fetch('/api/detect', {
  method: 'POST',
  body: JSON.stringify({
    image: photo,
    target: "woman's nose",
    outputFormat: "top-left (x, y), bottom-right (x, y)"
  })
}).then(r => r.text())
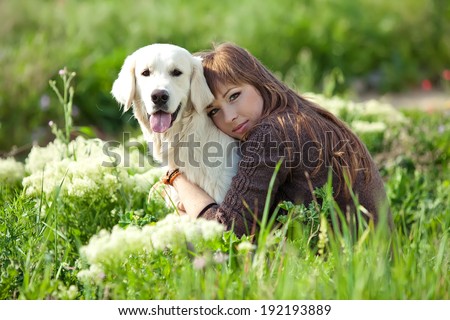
top-left (223, 106), bottom-right (238, 123)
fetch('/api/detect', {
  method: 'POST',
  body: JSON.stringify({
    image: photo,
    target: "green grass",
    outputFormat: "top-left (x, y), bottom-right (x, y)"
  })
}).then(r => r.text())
top-left (1, 102), bottom-right (449, 299)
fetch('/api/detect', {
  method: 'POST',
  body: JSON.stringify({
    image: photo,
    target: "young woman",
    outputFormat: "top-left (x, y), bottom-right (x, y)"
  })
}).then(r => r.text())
top-left (165, 42), bottom-right (391, 237)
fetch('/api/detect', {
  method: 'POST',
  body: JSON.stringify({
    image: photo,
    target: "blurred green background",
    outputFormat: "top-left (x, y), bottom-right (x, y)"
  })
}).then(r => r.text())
top-left (1, 0), bottom-right (449, 156)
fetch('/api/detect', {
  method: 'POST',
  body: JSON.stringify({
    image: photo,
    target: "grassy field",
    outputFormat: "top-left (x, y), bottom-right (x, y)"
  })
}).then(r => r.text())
top-left (0, 71), bottom-right (448, 299)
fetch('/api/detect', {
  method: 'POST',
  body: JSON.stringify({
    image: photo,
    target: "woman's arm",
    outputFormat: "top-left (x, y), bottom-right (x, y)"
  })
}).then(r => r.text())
top-left (172, 123), bottom-right (291, 236)
top-left (171, 174), bottom-right (216, 218)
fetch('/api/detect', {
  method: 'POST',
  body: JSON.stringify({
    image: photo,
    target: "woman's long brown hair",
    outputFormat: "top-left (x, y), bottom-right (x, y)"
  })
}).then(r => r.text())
top-left (196, 42), bottom-right (374, 196)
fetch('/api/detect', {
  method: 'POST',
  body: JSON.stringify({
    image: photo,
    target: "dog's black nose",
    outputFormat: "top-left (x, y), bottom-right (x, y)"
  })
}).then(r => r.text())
top-left (151, 89), bottom-right (169, 106)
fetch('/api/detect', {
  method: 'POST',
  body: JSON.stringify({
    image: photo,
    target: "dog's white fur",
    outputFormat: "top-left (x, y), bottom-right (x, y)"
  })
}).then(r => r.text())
top-left (112, 44), bottom-right (238, 203)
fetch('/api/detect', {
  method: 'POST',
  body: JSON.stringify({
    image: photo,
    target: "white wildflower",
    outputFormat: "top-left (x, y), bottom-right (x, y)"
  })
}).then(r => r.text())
top-left (306, 93), bottom-right (357, 117)
top-left (182, 221), bottom-right (202, 243)
top-left (79, 213), bottom-right (225, 278)
top-left (199, 218), bottom-right (226, 240)
top-left (213, 251), bottom-right (229, 264)
top-left (351, 120), bottom-right (387, 134)
top-left (360, 99), bottom-right (407, 124)
top-left (66, 285), bottom-right (79, 299)
top-left (193, 256), bottom-right (207, 270)
top-left (25, 139), bottom-right (65, 173)
top-left (67, 177), bottom-right (98, 197)
top-left (77, 264), bottom-right (105, 284)
top-left (126, 168), bottom-right (165, 194)
top-left (305, 93), bottom-right (407, 127)
top-left (237, 241), bottom-right (257, 252)
top-left (0, 157), bottom-right (25, 184)
top-left (53, 284), bottom-right (79, 300)
top-left (21, 136), bottom-right (163, 200)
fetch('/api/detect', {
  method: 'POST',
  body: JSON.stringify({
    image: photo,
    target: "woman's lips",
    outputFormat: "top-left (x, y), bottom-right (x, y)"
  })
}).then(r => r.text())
top-left (232, 120), bottom-right (249, 134)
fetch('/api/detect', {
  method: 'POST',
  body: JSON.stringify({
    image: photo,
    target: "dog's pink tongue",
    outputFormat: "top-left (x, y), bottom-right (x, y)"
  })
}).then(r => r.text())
top-left (150, 111), bottom-right (171, 133)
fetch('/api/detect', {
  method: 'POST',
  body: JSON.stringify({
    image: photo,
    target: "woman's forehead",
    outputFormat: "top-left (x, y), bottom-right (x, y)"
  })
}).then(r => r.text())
top-left (213, 81), bottom-right (242, 97)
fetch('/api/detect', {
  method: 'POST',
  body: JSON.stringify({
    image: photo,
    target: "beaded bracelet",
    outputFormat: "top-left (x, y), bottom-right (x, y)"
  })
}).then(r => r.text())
top-left (162, 168), bottom-right (182, 186)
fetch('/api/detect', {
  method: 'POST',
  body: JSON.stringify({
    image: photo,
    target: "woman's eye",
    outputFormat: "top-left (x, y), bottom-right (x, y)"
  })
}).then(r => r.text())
top-left (207, 108), bottom-right (219, 117)
top-left (229, 92), bottom-right (240, 101)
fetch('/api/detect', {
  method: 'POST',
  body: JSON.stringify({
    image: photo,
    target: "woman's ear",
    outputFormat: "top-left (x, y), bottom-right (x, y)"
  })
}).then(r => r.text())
top-left (111, 54), bottom-right (136, 112)
top-left (190, 56), bottom-right (215, 113)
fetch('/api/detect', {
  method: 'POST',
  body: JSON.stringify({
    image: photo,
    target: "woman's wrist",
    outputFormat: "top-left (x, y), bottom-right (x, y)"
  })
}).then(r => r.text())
top-left (197, 202), bottom-right (217, 218)
top-left (168, 171), bottom-right (216, 219)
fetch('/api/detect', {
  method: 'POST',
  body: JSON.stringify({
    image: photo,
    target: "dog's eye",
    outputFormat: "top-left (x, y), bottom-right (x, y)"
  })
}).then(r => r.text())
top-left (171, 69), bottom-right (183, 77)
top-left (141, 69), bottom-right (150, 77)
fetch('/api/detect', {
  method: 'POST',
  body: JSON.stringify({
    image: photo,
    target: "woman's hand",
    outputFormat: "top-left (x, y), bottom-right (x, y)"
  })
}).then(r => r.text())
top-left (176, 201), bottom-right (186, 214)
top-left (171, 174), bottom-right (215, 219)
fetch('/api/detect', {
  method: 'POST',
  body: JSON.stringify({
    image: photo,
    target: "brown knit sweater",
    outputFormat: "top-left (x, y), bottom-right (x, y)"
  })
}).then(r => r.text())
top-left (200, 113), bottom-right (391, 237)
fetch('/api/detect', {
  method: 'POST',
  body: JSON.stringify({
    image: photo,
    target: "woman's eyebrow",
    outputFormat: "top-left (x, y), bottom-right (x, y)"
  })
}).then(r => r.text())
top-left (205, 86), bottom-right (238, 109)
top-left (222, 87), bottom-right (235, 98)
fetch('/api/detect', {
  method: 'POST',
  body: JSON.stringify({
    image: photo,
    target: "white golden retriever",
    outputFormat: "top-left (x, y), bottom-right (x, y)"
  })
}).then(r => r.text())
top-left (112, 43), bottom-right (238, 203)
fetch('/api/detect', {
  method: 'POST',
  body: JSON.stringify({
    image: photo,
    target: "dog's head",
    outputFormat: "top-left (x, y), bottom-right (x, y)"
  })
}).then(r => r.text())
top-left (111, 43), bottom-right (214, 133)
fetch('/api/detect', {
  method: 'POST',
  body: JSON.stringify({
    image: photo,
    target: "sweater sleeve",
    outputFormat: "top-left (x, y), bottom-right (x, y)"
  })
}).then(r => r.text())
top-left (199, 124), bottom-right (291, 237)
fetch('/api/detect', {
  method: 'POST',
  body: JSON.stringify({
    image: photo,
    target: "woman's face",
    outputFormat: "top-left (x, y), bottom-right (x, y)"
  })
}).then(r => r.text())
top-left (206, 82), bottom-right (264, 140)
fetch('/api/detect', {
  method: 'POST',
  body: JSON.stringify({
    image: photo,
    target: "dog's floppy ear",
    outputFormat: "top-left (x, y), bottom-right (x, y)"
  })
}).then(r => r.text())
top-left (190, 56), bottom-right (215, 113)
top-left (111, 54), bottom-right (136, 112)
